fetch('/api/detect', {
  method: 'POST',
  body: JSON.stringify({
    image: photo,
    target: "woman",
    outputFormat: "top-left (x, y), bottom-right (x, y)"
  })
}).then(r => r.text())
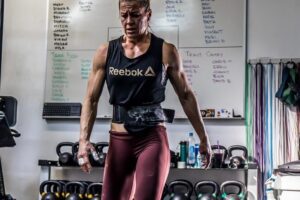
top-left (77, 0), bottom-right (212, 199)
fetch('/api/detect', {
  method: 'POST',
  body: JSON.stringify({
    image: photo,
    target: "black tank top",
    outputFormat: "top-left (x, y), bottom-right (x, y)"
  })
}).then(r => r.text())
top-left (105, 33), bottom-right (168, 106)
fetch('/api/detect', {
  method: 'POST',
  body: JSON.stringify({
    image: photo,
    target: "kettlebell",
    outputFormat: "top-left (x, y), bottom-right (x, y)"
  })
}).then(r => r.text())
top-left (81, 181), bottom-right (91, 199)
top-left (72, 142), bottom-right (80, 166)
top-left (65, 181), bottom-right (86, 200)
top-left (58, 180), bottom-right (68, 199)
top-left (220, 180), bottom-right (246, 200)
top-left (194, 180), bottom-right (219, 200)
top-left (56, 142), bottom-right (76, 166)
top-left (170, 150), bottom-right (179, 168)
top-left (161, 183), bottom-right (168, 200)
top-left (86, 182), bottom-right (103, 200)
top-left (72, 142), bottom-right (98, 166)
top-left (40, 180), bottom-right (62, 200)
top-left (228, 145), bottom-right (248, 169)
top-left (211, 145), bottom-right (227, 168)
top-left (168, 179), bottom-right (193, 200)
top-left (95, 142), bottom-right (109, 167)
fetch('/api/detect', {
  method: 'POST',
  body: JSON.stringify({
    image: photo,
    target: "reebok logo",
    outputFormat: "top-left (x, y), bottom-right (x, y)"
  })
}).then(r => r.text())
top-left (144, 66), bottom-right (155, 76)
top-left (109, 66), bottom-right (156, 77)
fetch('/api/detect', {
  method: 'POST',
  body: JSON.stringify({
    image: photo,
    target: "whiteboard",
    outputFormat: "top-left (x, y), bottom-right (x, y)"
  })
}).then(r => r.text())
top-left (44, 0), bottom-right (247, 118)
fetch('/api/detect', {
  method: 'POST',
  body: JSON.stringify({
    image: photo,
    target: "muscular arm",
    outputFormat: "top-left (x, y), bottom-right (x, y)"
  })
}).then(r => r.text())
top-left (77, 45), bottom-right (108, 172)
top-left (78, 44), bottom-right (108, 172)
top-left (79, 44), bottom-right (108, 143)
top-left (163, 42), bottom-right (210, 149)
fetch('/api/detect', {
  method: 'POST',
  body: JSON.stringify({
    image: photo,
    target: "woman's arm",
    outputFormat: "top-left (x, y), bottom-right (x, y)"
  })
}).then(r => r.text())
top-left (163, 42), bottom-right (212, 167)
top-left (78, 43), bottom-right (108, 172)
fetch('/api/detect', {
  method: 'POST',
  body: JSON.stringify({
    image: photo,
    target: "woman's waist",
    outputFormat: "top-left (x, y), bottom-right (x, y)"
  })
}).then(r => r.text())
top-left (110, 122), bottom-right (165, 133)
top-left (112, 104), bottom-right (174, 124)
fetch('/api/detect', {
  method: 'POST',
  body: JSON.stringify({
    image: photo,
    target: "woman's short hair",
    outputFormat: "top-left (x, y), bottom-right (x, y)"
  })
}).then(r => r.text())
top-left (119, 0), bottom-right (150, 10)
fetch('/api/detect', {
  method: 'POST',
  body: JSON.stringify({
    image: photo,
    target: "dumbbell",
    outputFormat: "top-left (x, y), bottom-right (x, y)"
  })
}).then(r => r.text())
top-left (227, 145), bottom-right (248, 169)
top-left (194, 180), bottom-right (219, 200)
top-left (40, 180), bottom-right (62, 200)
top-left (168, 179), bottom-right (193, 200)
top-left (220, 180), bottom-right (246, 200)
top-left (86, 182), bottom-right (103, 200)
top-left (95, 142), bottom-right (109, 167)
top-left (64, 181), bottom-right (86, 200)
top-left (56, 142), bottom-right (76, 166)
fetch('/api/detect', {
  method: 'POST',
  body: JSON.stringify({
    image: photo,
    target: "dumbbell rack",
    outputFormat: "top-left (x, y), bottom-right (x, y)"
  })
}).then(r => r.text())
top-left (38, 159), bottom-right (258, 200)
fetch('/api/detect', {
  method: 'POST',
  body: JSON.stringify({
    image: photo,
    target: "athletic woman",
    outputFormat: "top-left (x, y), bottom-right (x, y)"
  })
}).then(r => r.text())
top-left (77, 0), bottom-right (212, 199)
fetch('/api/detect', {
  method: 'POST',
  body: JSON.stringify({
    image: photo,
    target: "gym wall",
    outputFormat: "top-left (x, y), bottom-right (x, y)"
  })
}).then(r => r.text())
top-left (0, 0), bottom-right (299, 199)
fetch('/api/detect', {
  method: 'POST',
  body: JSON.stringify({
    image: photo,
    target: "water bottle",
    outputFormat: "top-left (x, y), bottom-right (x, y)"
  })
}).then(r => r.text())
top-left (194, 143), bottom-right (200, 168)
top-left (187, 132), bottom-right (196, 168)
top-left (179, 141), bottom-right (187, 162)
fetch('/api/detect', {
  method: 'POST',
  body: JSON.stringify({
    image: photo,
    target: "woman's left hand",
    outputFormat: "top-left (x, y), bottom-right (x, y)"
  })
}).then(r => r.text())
top-left (199, 138), bottom-right (212, 169)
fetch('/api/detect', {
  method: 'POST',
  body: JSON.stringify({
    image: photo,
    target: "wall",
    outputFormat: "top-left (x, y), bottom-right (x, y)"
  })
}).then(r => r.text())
top-left (247, 0), bottom-right (300, 58)
top-left (0, 0), bottom-right (299, 199)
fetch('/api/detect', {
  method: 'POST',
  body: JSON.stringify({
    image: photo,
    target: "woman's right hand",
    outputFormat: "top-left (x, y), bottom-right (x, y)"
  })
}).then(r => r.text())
top-left (77, 140), bottom-right (96, 173)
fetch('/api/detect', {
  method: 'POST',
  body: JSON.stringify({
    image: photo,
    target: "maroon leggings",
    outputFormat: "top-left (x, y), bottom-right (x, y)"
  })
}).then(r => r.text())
top-left (101, 126), bottom-right (170, 200)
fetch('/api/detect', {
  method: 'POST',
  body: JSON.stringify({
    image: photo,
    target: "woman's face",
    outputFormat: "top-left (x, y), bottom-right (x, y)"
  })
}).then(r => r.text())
top-left (119, 1), bottom-right (151, 40)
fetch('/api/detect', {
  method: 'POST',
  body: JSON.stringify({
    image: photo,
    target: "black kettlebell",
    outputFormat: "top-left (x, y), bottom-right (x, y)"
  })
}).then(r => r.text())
top-left (211, 145), bottom-right (228, 168)
top-left (81, 181), bottom-right (91, 199)
top-left (194, 180), bottom-right (219, 200)
top-left (72, 142), bottom-right (80, 166)
top-left (170, 150), bottom-right (179, 168)
top-left (81, 180), bottom-right (91, 188)
top-left (95, 142), bottom-right (109, 167)
top-left (56, 142), bottom-right (76, 166)
top-left (65, 181), bottom-right (86, 200)
top-left (228, 145), bottom-right (248, 169)
top-left (72, 142), bottom-right (98, 166)
top-left (168, 179), bottom-right (193, 200)
top-left (58, 180), bottom-right (68, 199)
top-left (86, 182), bottom-right (103, 200)
top-left (220, 180), bottom-right (246, 200)
top-left (161, 183), bottom-right (168, 200)
top-left (40, 180), bottom-right (62, 200)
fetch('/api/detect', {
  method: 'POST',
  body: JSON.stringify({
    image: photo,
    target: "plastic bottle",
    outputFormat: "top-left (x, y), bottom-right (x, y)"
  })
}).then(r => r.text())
top-left (179, 141), bottom-right (187, 162)
top-left (194, 143), bottom-right (201, 168)
top-left (196, 152), bottom-right (202, 168)
top-left (187, 132), bottom-right (196, 168)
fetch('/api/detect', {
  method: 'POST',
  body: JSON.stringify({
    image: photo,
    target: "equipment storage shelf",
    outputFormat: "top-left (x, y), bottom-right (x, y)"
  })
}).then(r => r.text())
top-left (38, 160), bottom-right (258, 200)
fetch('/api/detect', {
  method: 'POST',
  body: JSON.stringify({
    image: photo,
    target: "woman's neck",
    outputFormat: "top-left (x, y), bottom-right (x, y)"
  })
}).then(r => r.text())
top-left (121, 32), bottom-right (151, 59)
top-left (123, 31), bottom-right (150, 45)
